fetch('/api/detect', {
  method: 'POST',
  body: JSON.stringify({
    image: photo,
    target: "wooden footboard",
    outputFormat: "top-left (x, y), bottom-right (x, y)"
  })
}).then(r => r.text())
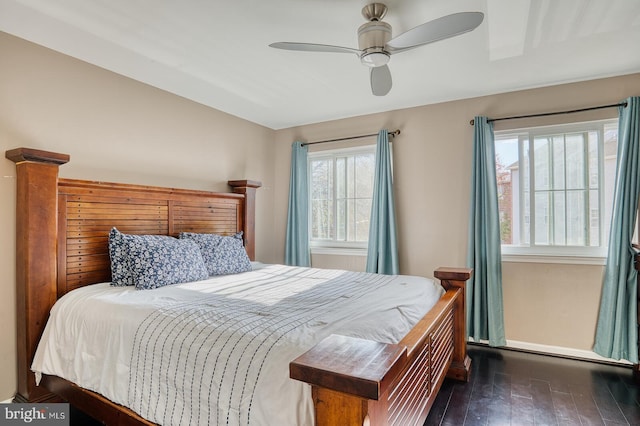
top-left (290, 268), bottom-right (472, 426)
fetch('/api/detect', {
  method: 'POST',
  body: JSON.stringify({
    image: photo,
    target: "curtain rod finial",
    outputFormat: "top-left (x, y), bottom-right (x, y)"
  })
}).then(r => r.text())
top-left (469, 119), bottom-right (475, 126)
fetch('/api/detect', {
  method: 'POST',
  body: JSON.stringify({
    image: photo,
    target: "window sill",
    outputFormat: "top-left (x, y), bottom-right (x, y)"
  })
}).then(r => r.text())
top-left (501, 253), bottom-right (606, 265)
top-left (501, 245), bottom-right (607, 265)
top-left (310, 247), bottom-right (368, 257)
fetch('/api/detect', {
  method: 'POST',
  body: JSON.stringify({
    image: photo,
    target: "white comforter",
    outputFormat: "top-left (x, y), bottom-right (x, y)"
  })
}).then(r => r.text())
top-left (32, 264), bottom-right (444, 426)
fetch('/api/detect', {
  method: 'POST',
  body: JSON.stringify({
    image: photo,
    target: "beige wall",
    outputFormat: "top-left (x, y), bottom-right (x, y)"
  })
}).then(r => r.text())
top-left (502, 262), bottom-right (605, 350)
top-left (310, 254), bottom-right (367, 271)
top-left (273, 73), bottom-right (640, 358)
top-left (0, 33), bottom-right (277, 401)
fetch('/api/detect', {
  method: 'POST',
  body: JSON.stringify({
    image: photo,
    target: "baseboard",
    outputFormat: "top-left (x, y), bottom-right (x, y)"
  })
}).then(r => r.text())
top-left (469, 338), bottom-right (633, 366)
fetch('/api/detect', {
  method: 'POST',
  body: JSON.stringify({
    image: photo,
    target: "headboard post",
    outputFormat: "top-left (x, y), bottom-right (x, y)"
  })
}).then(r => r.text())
top-left (6, 148), bottom-right (69, 403)
top-left (228, 180), bottom-right (262, 260)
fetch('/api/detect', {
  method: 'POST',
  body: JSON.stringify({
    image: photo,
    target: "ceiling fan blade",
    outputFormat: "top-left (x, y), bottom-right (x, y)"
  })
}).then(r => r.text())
top-left (269, 42), bottom-right (361, 55)
top-left (386, 12), bottom-right (484, 50)
top-left (370, 65), bottom-right (392, 96)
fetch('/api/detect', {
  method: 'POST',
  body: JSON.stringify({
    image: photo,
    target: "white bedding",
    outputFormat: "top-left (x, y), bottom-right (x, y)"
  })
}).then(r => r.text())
top-left (32, 264), bottom-right (444, 426)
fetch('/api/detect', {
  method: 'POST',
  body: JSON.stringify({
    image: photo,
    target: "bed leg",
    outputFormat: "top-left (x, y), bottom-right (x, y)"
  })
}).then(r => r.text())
top-left (434, 267), bottom-right (473, 382)
top-left (313, 387), bottom-right (366, 426)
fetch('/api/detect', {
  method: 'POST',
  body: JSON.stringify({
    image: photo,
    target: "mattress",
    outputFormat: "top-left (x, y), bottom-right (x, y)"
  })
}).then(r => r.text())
top-left (32, 264), bottom-right (444, 426)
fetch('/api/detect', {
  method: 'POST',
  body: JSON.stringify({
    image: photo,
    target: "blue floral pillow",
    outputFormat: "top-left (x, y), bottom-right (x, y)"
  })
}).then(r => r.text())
top-left (126, 237), bottom-right (209, 290)
top-left (179, 232), bottom-right (251, 276)
top-left (108, 228), bottom-right (208, 288)
top-left (109, 228), bottom-right (174, 286)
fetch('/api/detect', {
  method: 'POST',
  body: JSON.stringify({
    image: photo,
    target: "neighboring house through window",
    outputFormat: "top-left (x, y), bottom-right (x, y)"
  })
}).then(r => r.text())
top-left (308, 145), bottom-right (376, 253)
top-left (495, 119), bottom-right (618, 262)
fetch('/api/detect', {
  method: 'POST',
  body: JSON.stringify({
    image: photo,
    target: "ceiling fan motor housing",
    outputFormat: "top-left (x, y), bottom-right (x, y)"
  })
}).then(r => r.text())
top-left (358, 21), bottom-right (391, 67)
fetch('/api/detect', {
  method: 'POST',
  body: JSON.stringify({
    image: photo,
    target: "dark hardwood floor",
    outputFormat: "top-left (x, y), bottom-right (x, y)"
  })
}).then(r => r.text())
top-left (70, 405), bottom-right (102, 425)
top-left (425, 344), bottom-right (640, 426)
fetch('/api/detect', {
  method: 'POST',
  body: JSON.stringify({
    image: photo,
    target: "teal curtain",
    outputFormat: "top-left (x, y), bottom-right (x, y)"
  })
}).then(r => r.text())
top-left (467, 116), bottom-right (506, 346)
top-left (285, 141), bottom-right (311, 267)
top-left (366, 130), bottom-right (399, 275)
top-left (594, 97), bottom-right (640, 363)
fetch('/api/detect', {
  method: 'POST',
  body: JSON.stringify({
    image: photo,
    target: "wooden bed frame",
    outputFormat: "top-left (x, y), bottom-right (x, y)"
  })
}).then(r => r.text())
top-left (8, 147), bottom-right (472, 426)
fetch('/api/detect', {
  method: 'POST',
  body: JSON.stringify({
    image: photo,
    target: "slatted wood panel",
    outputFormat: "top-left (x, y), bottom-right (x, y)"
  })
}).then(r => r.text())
top-left (171, 200), bottom-right (241, 235)
top-left (430, 310), bottom-right (455, 390)
top-left (387, 310), bottom-right (454, 426)
top-left (59, 196), bottom-right (169, 294)
top-left (56, 179), bottom-right (245, 296)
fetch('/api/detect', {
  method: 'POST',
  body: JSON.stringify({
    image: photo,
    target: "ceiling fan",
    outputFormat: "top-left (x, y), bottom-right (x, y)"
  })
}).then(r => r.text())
top-left (269, 3), bottom-right (484, 96)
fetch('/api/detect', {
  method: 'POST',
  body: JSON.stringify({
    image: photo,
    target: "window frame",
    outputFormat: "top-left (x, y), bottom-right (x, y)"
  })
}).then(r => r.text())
top-left (495, 119), bottom-right (618, 263)
top-left (307, 144), bottom-right (376, 252)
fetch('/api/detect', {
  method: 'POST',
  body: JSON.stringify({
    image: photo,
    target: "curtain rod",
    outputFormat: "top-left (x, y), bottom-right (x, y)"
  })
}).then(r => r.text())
top-left (468, 102), bottom-right (627, 126)
top-left (301, 129), bottom-right (400, 146)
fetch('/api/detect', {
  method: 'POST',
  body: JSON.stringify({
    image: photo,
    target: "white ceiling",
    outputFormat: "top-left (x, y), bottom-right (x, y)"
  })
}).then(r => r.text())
top-left (2, 0), bottom-right (640, 130)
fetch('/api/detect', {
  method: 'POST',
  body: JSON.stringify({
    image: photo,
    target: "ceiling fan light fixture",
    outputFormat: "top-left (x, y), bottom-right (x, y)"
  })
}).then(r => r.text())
top-left (358, 19), bottom-right (391, 68)
top-left (360, 51), bottom-right (390, 67)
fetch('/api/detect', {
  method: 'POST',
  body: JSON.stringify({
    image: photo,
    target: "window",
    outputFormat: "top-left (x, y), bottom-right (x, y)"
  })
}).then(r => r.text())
top-left (495, 119), bottom-right (618, 260)
top-left (309, 146), bottom-right (376, 250)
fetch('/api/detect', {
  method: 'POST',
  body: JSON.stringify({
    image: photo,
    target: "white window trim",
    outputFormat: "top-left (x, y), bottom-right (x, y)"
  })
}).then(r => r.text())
top-left (501, 245), bottom-right (606, 265)
top-left (495, 119), bottom-right (616, 264)
top-left (310, 246), bottom-right (368, 257)
top-left (308, 144), bottom-right (376, 249)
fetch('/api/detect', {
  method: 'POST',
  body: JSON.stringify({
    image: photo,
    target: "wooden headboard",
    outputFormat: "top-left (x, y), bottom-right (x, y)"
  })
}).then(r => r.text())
top-left (57, 178), bottom-right (258, 295)
top-left (6, 147), bottom-right (261, 403)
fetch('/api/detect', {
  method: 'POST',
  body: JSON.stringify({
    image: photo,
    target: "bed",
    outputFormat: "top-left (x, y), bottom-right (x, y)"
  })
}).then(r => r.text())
top-left (7, 147), bottom-right (472, 426)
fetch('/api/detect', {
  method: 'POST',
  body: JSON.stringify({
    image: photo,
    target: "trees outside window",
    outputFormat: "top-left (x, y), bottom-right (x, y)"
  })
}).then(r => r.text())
top-left (309, 146), bottom-right (375, 248)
